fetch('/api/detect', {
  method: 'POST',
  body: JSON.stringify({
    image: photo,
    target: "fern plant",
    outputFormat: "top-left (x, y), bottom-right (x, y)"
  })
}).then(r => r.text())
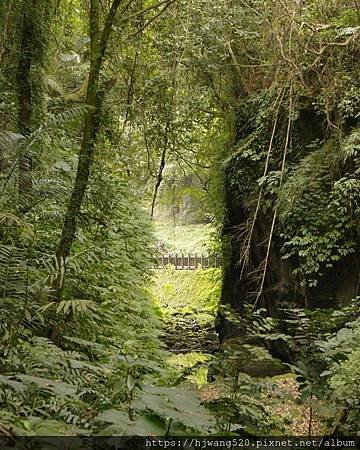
top-left (278, 139), bottom-right (360, 287)
top-left (0, 109), bottom-right (216, 436)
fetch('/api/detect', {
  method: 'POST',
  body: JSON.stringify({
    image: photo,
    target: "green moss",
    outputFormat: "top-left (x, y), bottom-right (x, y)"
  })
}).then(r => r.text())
top-left (168, 352), bottom-right (210, 388)
top-left (152, 266), bottom-right (222, 315)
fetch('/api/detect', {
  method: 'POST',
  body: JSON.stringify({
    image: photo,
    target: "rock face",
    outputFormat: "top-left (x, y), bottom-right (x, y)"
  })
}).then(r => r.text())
top-left (218, 102), bottom-right (360, 353)
top-left (153, 164), bottom-right (206, 225)
top-left (162, 314), bottom-right (219, 354)
top-left (221, 207), bottom-right (360, 317)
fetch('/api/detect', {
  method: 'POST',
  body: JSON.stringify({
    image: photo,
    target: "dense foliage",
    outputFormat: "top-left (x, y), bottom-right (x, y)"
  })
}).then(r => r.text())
top-left (0, 0), bottom-right (359, 438)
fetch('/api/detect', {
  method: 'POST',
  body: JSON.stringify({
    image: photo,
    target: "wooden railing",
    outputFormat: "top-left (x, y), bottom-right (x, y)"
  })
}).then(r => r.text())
top-left (155, 253), bottom-right (221, 269)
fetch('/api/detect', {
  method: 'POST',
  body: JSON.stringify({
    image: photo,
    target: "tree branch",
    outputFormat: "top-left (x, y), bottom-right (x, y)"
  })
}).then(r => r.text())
top-left (126, 0), bottom-right (176, 39)
top-left (150, 141), bottom-right (167, 219)
top-left (120, 0), bottom-right (176, 23)
top-left (99, 0), bottom-right (123, 57)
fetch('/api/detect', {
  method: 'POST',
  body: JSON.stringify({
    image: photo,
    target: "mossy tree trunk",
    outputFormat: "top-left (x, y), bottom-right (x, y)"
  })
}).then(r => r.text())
top-left (17, 0), bottom-right (36, 194)
top-left (52, 0), bottom-right (123, 303)
top-left (16, 0), bottom-right (52, 195)
top-left (52, 0), bottom-right (177, 304)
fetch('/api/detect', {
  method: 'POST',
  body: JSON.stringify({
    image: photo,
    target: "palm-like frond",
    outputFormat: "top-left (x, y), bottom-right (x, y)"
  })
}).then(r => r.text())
top-left (0, 244), bottom-right (27, 300)
top-left (0, 107), bottom-right (87, 211)
top-left (40, 299), bottom-right (98, 316)
top-left (30, 105), bottom-right (91, 142)
top-left (0, 131), bottom-right (26, 155)
top-left (0, 212), bottom-right (32, 233)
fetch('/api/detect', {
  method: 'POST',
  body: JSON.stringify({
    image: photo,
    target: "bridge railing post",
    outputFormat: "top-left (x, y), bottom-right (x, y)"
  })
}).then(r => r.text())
top-left (156, 253), bottom-right (222, 269)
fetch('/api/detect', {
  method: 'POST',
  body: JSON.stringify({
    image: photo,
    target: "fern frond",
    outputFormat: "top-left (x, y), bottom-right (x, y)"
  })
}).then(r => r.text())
top-left (0, 244), bottom-right (27, 299)
top-left (341, 128), bottom-right (360, 161)
top-left (40, 299), bottom-right (98, 316)
top-left (0, 212), bottom-right (29, 229)
top-left (0, 131), bottom-right (26, 154)
top-left (28, 106), bottom-right (91, 144)
top-left (44, 75), bottom-right (65, 97)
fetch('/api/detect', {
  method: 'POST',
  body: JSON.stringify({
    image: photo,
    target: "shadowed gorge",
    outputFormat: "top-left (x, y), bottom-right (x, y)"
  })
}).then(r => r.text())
top-left (0, 0), bottom-right (360, 441)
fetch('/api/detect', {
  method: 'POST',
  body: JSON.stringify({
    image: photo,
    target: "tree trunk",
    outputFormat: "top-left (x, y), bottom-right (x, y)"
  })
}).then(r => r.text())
top-left (51, 0), bottom-right (177, 309)
top-left (52, 0), bottom-right (122, 303)
top-left (16, 0), bottom-right (51, 196)
top-left (0, 0), bottom-right (15, 66)
top-left (16, 0), bottom-right (36, 194)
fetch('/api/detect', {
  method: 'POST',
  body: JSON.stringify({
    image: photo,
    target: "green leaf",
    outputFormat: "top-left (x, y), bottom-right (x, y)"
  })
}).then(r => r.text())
top-left (0, 375), bottom-right (26, 393)
top-left (96, 411), bottom-right (166, 436)
top-left (127, 374), bottom-right (136, 392)
top-left (96, 410), bottom-right (131, 426)
top-left (28, 417), bottom-right (84, 436)
top-left (20, 375), bottom-right (78, 397)
top-left (133, 385), bottom-right (215, 432)
top-left (130, 415), bottom-right (166, 436)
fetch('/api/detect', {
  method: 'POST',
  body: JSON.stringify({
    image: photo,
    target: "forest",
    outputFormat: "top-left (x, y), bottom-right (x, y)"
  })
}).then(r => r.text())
top-left (0, 0), bottom-right (360, 445)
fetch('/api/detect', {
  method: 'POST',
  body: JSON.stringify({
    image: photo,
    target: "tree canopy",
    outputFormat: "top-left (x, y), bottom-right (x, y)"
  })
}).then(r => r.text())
top-left (0, 0), bottom-right (359, 439)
